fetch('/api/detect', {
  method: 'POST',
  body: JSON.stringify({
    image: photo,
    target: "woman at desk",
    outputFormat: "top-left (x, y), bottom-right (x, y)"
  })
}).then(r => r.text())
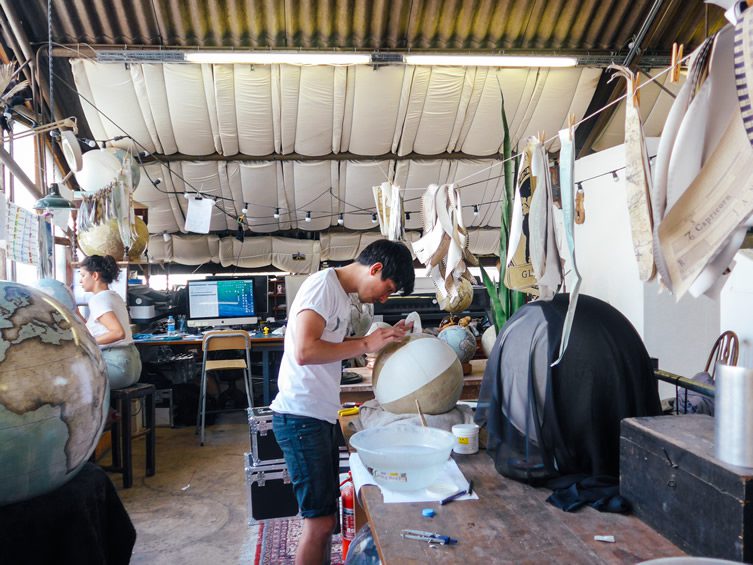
top-left (79, 255), bottom-right (141, 390)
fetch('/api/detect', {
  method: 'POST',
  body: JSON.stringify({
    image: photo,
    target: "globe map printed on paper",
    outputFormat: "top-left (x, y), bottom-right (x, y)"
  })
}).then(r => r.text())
top-left (0, 283), bottom-right (108, 506)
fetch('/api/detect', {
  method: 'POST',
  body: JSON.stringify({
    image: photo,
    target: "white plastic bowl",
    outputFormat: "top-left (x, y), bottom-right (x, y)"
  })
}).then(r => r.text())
top-left (349, 424), bottom-right (456, 492)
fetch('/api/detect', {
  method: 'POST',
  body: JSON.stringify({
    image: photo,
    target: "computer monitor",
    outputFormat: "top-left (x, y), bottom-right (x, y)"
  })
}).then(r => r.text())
top-left (186, 276), bottom-right (259, 328)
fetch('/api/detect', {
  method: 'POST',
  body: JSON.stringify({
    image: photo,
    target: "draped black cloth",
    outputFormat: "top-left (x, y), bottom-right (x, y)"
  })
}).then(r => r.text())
top-left (0, 463), bottom-right (136, 564)
top-left (475, 294), bottom-right (662, 486)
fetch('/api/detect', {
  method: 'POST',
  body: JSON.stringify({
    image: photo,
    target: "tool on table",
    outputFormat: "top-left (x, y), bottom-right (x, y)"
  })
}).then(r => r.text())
top-left (401, 529), bottom-right (458, 545)
top-left (338, 406), bottom-right (360, 417)
top-left (439, 480), bottom-right (474, 505)
top-left (415, 399), bottom-right (428, 427)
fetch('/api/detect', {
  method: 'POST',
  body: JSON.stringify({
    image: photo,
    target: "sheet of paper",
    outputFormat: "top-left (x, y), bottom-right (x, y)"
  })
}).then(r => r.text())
top-left (184, 195), bottom-right (215, 234)
top-left (658, 108), bottom-right (753, 298)
top-left (349, 452), bottom-right (479, 504)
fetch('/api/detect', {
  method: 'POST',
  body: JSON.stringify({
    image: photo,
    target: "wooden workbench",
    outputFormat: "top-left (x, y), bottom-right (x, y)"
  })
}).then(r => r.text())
top-left (339, 415), bottom-right (683, 564)
top-left (340, 358), bottom-right (486, 404)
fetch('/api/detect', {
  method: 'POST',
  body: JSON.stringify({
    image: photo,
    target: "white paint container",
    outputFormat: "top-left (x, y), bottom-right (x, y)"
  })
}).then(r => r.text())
top-left (452, 423), bottom-right (480, 455)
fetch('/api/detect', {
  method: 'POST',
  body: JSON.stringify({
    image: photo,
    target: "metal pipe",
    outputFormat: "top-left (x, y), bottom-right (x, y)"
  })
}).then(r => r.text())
top-left (655, 369), bottom-right (715, 398)
top-left (623, 0), bottom-right (666, 67)
top-left (0, 145), bottom-right (42, 198)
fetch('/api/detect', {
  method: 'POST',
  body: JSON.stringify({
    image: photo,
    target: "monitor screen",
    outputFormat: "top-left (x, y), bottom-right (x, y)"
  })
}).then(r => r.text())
top-left (187, 277), bottom-right (258, 328)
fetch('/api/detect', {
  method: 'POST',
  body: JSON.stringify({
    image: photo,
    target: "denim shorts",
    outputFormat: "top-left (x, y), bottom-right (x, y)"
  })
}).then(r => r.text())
top-left (272, 412), bottom-right (339, 519)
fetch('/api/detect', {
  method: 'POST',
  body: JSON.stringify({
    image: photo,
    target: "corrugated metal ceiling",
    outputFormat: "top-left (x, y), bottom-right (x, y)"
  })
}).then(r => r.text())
top-left (14, 0), bottom-right (723, 53)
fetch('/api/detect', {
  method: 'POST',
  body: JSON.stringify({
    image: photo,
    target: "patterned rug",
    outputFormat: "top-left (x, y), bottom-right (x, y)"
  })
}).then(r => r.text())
top-left (254, 519), bottom-right (344, 565)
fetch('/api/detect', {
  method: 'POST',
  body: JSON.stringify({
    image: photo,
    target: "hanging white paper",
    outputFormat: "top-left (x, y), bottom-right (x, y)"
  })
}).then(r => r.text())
top-left (184, 195), bottom-right (215, 234)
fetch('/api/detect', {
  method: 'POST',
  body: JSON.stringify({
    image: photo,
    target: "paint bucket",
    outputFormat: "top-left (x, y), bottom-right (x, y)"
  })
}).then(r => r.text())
top-left (452, 423), bottom-right (480, 455)
top-left (715, 363), bottom-right (753, 468)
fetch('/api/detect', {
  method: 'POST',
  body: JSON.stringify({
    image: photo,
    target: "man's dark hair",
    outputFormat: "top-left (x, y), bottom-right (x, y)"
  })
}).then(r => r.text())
top-left (355, 240), bottom-right (415, 295)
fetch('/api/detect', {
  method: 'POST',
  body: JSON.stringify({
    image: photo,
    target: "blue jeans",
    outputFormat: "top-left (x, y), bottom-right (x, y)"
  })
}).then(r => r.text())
top-left (101, 345), bottom-right (142, 390)
top-left (272, 412), bottom-right (339, 518)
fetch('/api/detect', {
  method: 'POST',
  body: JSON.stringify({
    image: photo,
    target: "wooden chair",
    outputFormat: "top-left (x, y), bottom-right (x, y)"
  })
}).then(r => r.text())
top-left (197, 330), bottom-right (253, 445)
top-left (704, 330), bottom-right (740, 381)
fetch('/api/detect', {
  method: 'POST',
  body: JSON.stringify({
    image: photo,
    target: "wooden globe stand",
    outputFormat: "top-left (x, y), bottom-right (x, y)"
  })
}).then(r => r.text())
top-left (461, 362), bottom-right (473, 375)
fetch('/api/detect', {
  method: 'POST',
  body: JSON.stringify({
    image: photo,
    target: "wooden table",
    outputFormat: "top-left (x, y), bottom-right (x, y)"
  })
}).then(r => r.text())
top-left (340, 358), bottom-right (486, 405)
top-left (339, 416), bottom-right (683, 564)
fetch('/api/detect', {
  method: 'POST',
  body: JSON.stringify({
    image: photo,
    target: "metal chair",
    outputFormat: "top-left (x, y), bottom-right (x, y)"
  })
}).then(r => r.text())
top-left (704, 330), bottom-right (740, 381)
top-left (197, 330), bottom-right (253, 445)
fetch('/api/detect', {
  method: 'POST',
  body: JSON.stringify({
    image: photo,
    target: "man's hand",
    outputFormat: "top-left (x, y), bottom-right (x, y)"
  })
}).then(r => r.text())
top-left (363, 319), bottom-right (413, 354)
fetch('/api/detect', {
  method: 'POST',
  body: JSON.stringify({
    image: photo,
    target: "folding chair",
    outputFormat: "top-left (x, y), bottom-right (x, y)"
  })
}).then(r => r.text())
top-left (197, 330), bottom-right (253, 445)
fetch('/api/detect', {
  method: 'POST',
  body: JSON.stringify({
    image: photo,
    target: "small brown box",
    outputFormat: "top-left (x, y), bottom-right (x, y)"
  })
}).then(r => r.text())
top-left (620, 415), bottom-right (753, 562)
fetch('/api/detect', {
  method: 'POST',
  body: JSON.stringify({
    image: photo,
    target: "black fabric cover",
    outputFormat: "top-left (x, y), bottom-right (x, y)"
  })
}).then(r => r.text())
top-left (475, 294), bottom-right (661, 484)
top-left (0, 463), bottom-right (136, 564)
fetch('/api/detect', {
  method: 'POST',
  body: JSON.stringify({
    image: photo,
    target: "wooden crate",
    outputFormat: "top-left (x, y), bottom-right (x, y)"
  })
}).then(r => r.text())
top-left (620, 415), bottom-right (753, 562)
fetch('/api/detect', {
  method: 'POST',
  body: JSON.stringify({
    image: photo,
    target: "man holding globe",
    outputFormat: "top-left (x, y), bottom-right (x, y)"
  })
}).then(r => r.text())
top-left (271, 239), bottom-right (415, 565)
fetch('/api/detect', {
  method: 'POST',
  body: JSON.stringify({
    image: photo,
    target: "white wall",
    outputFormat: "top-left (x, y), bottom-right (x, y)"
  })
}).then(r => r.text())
top-left (721, 249), bottom-right (753, 367)
top-left (573, 141), bottom-right (720, 397)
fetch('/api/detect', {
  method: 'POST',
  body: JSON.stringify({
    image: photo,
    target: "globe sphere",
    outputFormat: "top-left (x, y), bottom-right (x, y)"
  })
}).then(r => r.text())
top-left (373, 334), bottom-right (463, 415)
top-left (30, 279), bottom-right (77, 312)
top-left (436, 278), bottom-right (473, 313)
top-left (76, 149), bottom-right (122, 192)
top-left (438, 325), bottom-right (477, 364)
top-left (78, 216), bottom-right (149, 260)
top-left (0, 282), bottom-right (108, 506)
top-left (345, 524), bottom-right (380, 565)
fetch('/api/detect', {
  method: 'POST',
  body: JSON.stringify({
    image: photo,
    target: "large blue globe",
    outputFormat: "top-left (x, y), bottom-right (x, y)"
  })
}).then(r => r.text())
top-left (30, 278), bottom-right (77, 312)
top-left (438, 325), bottom-right (477, 364)
top-left (0, 282), bottom-right (108, 506)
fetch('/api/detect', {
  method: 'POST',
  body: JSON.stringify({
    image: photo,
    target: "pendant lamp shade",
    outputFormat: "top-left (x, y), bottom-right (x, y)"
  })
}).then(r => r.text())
top-left (33, 183), bottom-right (73, 211)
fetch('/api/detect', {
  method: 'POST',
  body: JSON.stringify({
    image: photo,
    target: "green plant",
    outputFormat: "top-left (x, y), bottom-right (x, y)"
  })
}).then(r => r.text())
top-left (479, 104), bottom-right (525, 332)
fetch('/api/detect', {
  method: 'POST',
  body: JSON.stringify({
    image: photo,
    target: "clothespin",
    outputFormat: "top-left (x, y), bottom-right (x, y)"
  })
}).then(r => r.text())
top-left (537, 130), bottom-right (546, 144)
top-left (670, 42), bottom-right (684, 83)
top-left (567, 113), bottom-right (577, 141)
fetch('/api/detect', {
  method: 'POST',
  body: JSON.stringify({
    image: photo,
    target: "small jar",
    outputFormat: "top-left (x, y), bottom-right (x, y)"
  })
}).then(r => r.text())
top-left (452, 423), bottom-right (480, 455)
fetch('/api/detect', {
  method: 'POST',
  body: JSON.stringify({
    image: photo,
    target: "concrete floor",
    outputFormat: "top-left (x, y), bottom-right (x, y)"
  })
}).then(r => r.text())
top-left (107, 412), bottom-right (261, 564)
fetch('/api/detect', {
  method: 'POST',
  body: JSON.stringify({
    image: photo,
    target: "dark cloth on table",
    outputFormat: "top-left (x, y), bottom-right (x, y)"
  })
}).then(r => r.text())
top-left (546, 474), bottom-right (629, 513)
top-left (475, 294), bottom-right (662, 500)
top-left (0, 463), bottom-right (136, 564)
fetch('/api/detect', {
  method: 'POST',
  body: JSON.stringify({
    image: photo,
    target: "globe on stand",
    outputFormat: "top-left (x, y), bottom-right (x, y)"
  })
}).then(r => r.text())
top-left (436, 277), bottom-right (473, 314)
top-left (0, 282), bottom-right (108, 506)
top-left (78, 216), bottom-right (149, 260)
top-left (438, 324), bottom-right (477, 374)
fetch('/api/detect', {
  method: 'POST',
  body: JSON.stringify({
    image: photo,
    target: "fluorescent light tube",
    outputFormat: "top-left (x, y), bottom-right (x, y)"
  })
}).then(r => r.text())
top-left (404, 54), bottom-right (578, 67)
top-left (184, 52), bottom-right (370, 65)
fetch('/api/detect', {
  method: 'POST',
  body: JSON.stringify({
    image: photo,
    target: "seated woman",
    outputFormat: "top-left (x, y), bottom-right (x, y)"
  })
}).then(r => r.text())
top-left (79, 255), bottom-right (141, 390)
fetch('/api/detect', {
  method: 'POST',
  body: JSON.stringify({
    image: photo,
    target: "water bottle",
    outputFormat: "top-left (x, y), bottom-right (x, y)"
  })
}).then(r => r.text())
top-left (166, 315), bottom-right (176, 335)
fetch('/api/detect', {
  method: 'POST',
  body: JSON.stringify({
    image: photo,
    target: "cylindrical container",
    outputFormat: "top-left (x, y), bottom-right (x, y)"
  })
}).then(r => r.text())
top-left (452, 423), bottom-right (480, 455)
top-left (715, 363), bottom-right (753, 468)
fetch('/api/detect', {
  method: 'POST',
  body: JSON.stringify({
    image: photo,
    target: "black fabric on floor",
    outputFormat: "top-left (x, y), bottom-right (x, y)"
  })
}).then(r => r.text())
top-left (545, 474), bottom-right (629, 513)
top-left (0, 462), bottom-right (136, 564)
top-left (475, 294), bottom-right (662, 498)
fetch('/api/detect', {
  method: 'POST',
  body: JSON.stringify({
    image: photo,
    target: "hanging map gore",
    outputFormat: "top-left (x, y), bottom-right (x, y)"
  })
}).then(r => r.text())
top-left (608, 64), bottom-right (655, 282)
top-left (504, 144), bottom-right (537, 295)
top-left (412, 184), bottom-right (477, 313)
top-left (651, 37), bottom-right (714, 291)
top-left (656, 21), bottom-right (753, 298)
top-left (526, 135), bottom-right (563, 300)
top-left (372, 181), bottom-right (404, 242)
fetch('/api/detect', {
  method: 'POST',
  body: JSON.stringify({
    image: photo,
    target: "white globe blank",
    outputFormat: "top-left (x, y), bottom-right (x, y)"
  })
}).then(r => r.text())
top-left (75, 149), bottom-right (122, 192)
top-left (373, 334), bottom-right (463, 415)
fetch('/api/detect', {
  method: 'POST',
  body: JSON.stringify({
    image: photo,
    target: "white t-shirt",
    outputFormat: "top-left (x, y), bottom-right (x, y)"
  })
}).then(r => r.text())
top-left (270, 269), bottom-right (351, 423)
top-left (86, 290), bottom-right (134, 348)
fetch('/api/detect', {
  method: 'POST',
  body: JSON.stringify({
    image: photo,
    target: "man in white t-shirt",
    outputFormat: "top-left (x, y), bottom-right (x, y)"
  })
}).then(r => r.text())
top-left (270, 240), bottom-right (415, 564)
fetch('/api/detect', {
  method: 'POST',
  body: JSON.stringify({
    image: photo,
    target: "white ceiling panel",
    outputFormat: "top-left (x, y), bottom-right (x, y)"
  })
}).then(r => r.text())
top-left (294, 66), bottom-right (338, 156)
top-left (341, 161), bottom-right (392, 229)
top-left (233, 65), bottom-right (276, 156)
top-left (347, 66), bottom-right (406, 155)
top-left (140, 64), bottom-right (179, 154)
top-left (288, 161), bottom-right (336, 231)
top-left (163, 64), bottom-right (217, 155)
top-left (412, 67), bottom-right (467, 155)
